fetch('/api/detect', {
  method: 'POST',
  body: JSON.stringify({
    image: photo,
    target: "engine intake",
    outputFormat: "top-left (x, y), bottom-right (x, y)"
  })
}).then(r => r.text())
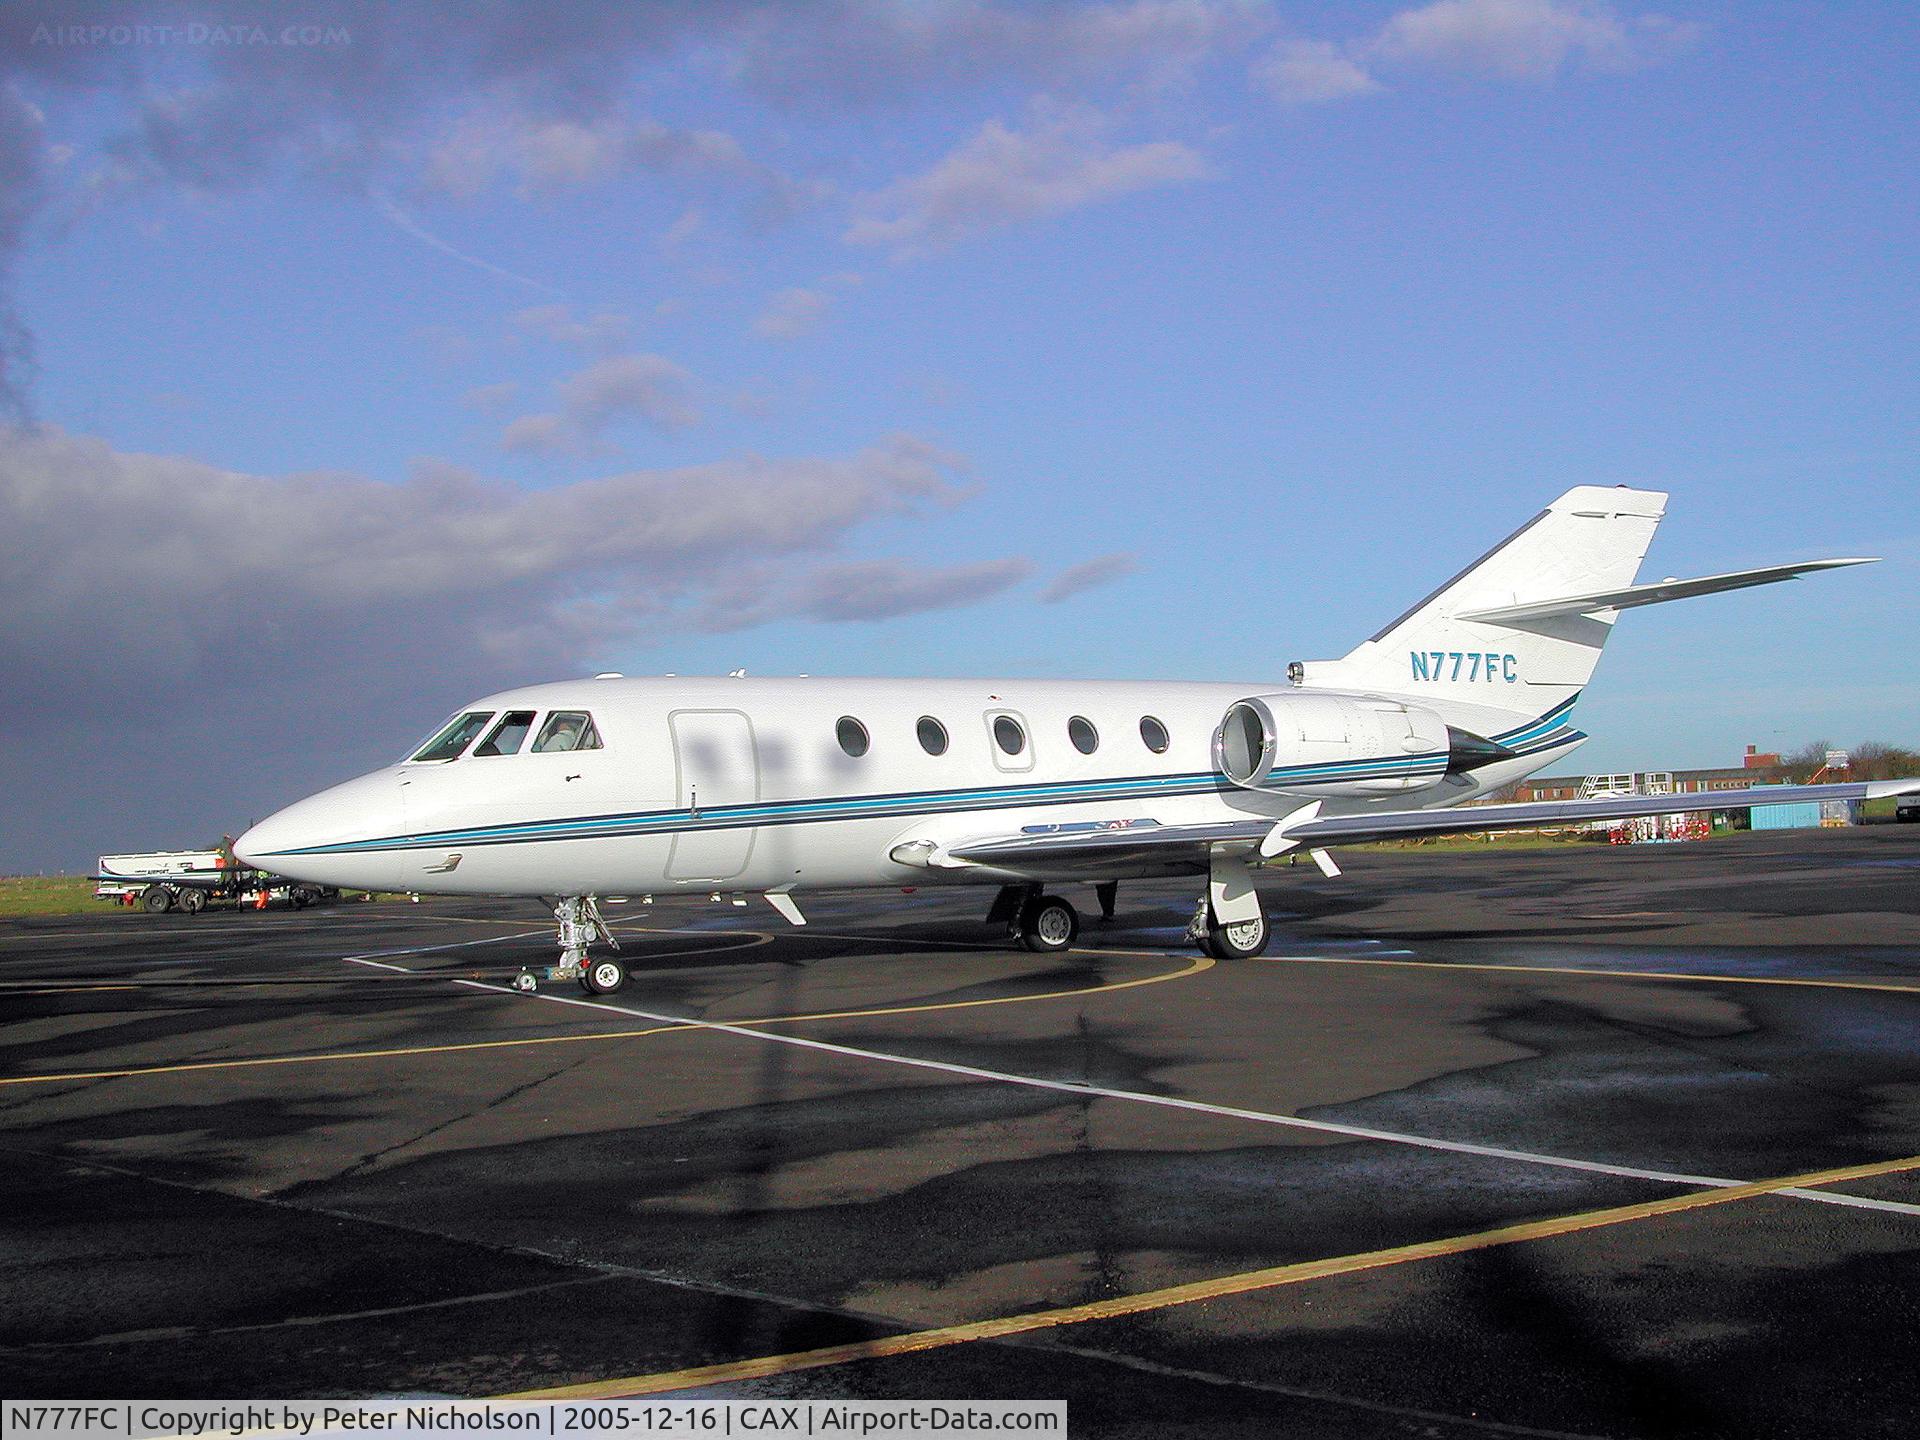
top-left (1217, 693), bottom-right (1456, 796)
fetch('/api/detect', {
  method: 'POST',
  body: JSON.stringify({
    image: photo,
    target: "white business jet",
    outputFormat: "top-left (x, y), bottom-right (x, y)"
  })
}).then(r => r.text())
top-left (236, 486), bottom-right (1916, 994)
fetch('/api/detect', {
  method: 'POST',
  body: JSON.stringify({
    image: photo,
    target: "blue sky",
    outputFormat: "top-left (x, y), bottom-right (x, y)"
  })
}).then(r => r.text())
top-left (2, 1), bottom-right (1916, 870)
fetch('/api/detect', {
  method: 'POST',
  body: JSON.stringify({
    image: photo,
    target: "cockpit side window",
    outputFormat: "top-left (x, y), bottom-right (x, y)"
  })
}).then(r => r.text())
top-left (532, 711), bottom-right (603, 753)
top-left (475, 710), bottom-right (537, 757)
top-left (411, 711), bottom-right (495, 762)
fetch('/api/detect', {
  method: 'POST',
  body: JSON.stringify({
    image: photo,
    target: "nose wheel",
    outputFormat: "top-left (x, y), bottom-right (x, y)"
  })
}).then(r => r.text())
top-left (581, 957), bottom-right (628, 995)
top-left (511, 896), bottom-right (622, 995)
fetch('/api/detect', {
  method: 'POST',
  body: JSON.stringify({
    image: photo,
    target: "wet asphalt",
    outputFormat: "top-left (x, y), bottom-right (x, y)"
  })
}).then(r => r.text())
top-left (3, 825), bottom-right (1920, 1437)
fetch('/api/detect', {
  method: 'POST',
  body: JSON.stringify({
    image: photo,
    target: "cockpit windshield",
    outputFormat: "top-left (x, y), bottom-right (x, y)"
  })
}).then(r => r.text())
top-left (532, 711), bottom-right (603, 753)
top-left (475, 710), bottom-right (536, 757)
top-left (410, 711), bottom-right (494, 763)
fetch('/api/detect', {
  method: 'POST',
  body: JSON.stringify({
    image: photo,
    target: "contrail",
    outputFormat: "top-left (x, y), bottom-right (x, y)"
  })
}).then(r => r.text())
top-left (371, 190), bottom-right (562, 296)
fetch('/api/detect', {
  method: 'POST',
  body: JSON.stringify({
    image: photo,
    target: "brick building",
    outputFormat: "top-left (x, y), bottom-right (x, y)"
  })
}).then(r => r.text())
top-left (1505, 747), bottom-right (1790, 803)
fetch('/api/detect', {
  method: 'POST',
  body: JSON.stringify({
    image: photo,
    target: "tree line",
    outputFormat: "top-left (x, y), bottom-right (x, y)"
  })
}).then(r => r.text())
top-left (1779, 741), bottom-right (1920, 783)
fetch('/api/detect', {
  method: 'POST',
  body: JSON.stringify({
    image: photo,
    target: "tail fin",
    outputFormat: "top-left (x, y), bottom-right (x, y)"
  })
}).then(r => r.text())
top-left (1296, 485), bottom-right (1667, 713)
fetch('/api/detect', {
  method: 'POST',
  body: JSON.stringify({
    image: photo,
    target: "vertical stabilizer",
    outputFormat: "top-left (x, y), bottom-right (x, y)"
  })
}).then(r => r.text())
top-left (1296, 486), bottom-right (1667, 715)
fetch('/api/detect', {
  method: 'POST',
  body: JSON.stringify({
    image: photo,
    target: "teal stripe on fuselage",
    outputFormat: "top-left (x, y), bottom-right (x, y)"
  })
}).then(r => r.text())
top-left (273, 697), bottom-right (1586, 859)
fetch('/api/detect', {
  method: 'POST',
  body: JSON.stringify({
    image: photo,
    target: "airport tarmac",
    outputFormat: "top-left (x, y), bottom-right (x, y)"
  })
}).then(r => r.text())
top-left (4, 825), bottom-right (1920, 1437)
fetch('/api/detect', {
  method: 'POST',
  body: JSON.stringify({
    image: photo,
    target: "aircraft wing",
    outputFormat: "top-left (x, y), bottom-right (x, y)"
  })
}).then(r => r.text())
top-left (1453, 558), bottom-right (1874, 625)
top-left (1272, 779), bottom-right (1920, 849)
top-left (921, 780), bottom-right (1920, 879)
top-left (930, 819), bottom-right (1271, 875)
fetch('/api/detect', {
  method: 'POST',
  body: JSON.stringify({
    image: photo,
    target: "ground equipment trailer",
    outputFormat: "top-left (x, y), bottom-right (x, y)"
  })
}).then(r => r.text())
top-left (94, 849), bottom-right (332, 914)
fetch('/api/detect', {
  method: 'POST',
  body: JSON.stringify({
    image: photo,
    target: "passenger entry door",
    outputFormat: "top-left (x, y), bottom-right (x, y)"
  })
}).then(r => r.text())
top-left (667, 709), bottom-right (760, 881)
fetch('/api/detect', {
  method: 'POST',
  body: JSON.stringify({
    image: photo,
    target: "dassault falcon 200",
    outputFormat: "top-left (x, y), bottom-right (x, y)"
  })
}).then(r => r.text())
top-left (237, 486), bottom-right (1917, 994)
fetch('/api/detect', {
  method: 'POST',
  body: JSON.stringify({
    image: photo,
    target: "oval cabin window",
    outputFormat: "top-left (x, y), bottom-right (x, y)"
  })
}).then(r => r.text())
top-left (1139, 715), bottom-right (1170, 754)
top-left (992, 715), bottom-right (1027, 756)
top-left (917, 716), bottom-right (949, 755)
top-left (1068, 715), bottom-right (1099, 755)
top-left (836, 716), bottom-right (870, 758)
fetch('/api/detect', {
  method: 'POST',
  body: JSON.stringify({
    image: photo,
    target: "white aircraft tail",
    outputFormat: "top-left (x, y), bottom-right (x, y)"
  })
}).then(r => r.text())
top-left (1296, 486), bottom-right (1668, 715)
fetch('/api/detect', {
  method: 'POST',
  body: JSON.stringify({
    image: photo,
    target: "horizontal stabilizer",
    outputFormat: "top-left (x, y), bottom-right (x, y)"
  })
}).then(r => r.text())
top-left (1454, 558), bottom-right (1875, 624)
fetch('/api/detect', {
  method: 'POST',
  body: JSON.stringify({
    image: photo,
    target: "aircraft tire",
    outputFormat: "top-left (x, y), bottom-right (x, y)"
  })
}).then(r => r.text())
top-left (176, 887), bottom-right (207, 915)
top-left (1019, 895), bottom-right (1079, 953)
top-left (582, 957), bottom-right (628, 995)
top-left (1204, 912), bottom-right (1269, 960)
top-left (141, 886), bottom-right (173, 914)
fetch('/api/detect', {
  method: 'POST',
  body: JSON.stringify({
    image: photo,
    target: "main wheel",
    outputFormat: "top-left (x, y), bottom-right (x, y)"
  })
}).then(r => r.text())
top-left (288, 886), bottom-right (317, 909)
top-left (1018, 894), bottom-right (1079, 953)
top-left (581, 957), bottom-right (628, 995)
top-left (1203, 911), bottom-right (1270, 959)
top-left (141, 886), bottom-right (173, 913)
top-left (175, 887), bottom-right (207, 915)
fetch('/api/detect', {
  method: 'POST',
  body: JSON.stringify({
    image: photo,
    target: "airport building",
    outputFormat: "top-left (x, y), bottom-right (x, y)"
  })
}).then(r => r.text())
top-left (1500, 745), bottom-right (1861, 830)
top-left (1506, 744), bottom-right (1790, 803)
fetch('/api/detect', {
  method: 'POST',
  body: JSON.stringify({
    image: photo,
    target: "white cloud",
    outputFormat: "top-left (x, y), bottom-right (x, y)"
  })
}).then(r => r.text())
top-left (754, 287), bottom-right (834, 341)
top-left (753, 272), bottom-right (862, 340)
top-left (1253, 39), bottom-right (1383, 105)
top-left (1040, 552), bottom-right (1142, 602)
top-left (847, 107), bottom-right (1208, 258)
top-left (461, 381), bottom-right (520, 413)
top-left (0, 424), bottom-right (982, 866)
top-left (734, 1), bottom-right (1269, 106)
top-left (1251, 0), bottom-right (1696, 108)
top-left (502, 353), bottom-right (698, 453)
top-left (794, 557), bottom-right (1035, 622)
top-left (424, 113), bottom-right (813, 218)
top-left (659, 206), bottom-right (706, 252)
top-left (1371, 0), bottom-right (1696, 82)
top-left (0, 424), bottom-right (970, 723)
top-left (511, 303), bottom-right (634, 354)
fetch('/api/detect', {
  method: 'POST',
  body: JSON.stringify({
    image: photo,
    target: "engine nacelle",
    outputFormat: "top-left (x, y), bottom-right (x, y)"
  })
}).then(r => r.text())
top-left (1215, 692), bottom-right (1460, 797)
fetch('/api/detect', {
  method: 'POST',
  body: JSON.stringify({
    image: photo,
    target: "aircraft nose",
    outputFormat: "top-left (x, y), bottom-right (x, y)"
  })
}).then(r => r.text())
top-left (236, 772), bottom-right (404, 891)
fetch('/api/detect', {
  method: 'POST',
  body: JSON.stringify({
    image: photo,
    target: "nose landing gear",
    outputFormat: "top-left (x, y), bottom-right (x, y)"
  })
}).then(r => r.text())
top-left (512, 895), bottom-right (623, 994)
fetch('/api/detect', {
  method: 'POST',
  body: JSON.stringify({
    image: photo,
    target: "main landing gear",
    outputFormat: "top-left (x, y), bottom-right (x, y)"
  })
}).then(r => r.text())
top-left (513, 895), bottom-right (625, 995)
top-left (987, 885), bottom-right (1081, 953)
top-left (987, 875), bottom-right (1271, 959)
top-left (1187, 900), bottom-right (1270, 960)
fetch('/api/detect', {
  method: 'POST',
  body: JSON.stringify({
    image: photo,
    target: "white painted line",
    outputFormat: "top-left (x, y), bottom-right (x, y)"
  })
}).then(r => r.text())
top-left (1774, 1186), bottom-right (1920, 1216)
top-left (342, 931), bottom-right (547, 964)
top-left (345, 958), bottom-right (415, 973)
top-left (458, 977), bottom-right (1920, 1218)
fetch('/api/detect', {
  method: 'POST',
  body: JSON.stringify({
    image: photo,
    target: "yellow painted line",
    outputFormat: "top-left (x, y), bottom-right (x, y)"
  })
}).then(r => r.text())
top-left (501, 1150), bottom-right (1920, 1400)
top-left (734, 952), bottom-right (1212, 1029)
top-left (0, 954), bottom-right (1209, 1088)
top-left (1280, 954), bottom-right (1920, 996)
top-left (0, 1025), bottom-right (689, 1086)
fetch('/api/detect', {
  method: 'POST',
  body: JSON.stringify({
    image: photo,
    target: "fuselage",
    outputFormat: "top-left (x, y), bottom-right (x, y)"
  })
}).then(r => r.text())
top-left (235, 674), bottom-right (1584, 897)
